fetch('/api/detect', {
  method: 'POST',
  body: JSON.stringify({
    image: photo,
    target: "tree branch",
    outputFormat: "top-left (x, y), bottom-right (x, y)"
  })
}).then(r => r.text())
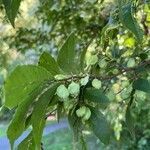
top-left (54, 60), bottom-right (150, 83)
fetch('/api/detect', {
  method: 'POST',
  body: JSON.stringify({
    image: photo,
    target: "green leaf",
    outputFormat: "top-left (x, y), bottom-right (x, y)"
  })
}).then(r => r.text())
top-left (38, 52), bottom-right (61, 76)
top-left (31, 83), bottom-right (59, 149)
top-left (68, 109), bottom-right (86, 149)
top-left (80, 40), bottom-right (92, 71)
top-left (2, 0), bottom-right (22, 27)
top-left (125, 106), bottom-right (135, 139)
top-left (89, 107), bottom-right (111, 144)
top-left (118, 2), bottom-right (143, 43)
top-left (85, 88), bottom-right (109, 107)
top-left (57, 33), bottom-right (78, 73)
top-left (49, 95), bottom-right (59, 106)
top-left (4, 65), bottom-right (53, 108)
top-left (133, 78), bottom-right (150, 93)
top-left (68, 109), bottom-right (82, 141)
top-left (25, 114), bottom-right (32, 130)
top-left (18, 132), bottom-right (35, 150)
top-left (80, 48), bottom-right (87, 71)
top-left (7, 84), bottom-right (45, 148)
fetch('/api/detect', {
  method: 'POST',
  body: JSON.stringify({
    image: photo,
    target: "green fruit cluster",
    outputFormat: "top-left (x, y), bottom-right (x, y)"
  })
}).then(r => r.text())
top-left (56, 81), bottom-right (80, 101)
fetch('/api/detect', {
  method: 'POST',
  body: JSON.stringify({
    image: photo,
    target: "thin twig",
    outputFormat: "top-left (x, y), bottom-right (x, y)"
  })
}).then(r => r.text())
top-left (46, 60), bottom-right (150, 85)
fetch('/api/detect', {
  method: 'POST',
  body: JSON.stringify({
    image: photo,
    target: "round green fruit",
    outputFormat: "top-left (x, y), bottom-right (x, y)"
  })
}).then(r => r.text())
top-left (106, 90), bottom-right (116, 101)
top-left (98, 59), bottom-right (107, 68)
top-left (112, 69), bottom-right (119, 75)
top-left (121, 80), bottom-right (129, 88)
top-left (56, 84), bottom-right (69, 100)
top-left (68, 81), bottom-right (80, 97)
top-left (80, 75), bottom-right (89, 86)
top-left (86, 54), bottom-right (98, 66)
top-left (92, 79), bottom-right (102, 89)
top-left (127, 58), bottom-right (136, 68)
top-left (82, 107), bottom-right (91, 121)
top-left (76, 106), bottom-right (87, 117)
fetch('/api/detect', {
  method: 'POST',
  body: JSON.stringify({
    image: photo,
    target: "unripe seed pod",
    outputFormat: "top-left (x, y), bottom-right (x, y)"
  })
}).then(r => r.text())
top-left (86, 54), bottom-right (98, 66)
top-left (106, 90), bottom-right (115, 101)
top-left (68, 81), bottom-right (80, 97)
top-left (92, 79), bottom-right (102, 89)
top-left (76, 106), bottom-right (87, 117)
top-left (82, 107), bottom-right (91, 121)
top-left (121, 80), bottom-right (129, 88)
top-left (56, 84), bottom-right (69, 100)
top-left (98, 59), bottom-right (107, 68)
top-left (80, 76), bottom-right (89, 86)
top-left (112, 69), bottom-right (119, 75)
top-left (127, 58), bottom-right (136, 68)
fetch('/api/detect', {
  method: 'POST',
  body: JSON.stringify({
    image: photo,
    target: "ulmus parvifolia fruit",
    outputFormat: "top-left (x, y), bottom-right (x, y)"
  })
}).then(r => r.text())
top-left (80, 75), bottom-right (89, 86)
top-left (76, 106), bottom-right (87, 117)
top-left (98, 59), bottom-right (107, 68)
top-left (86, 54), bottom-right (98, 66)
top-left (127, 58), bottom-right (136, 68)
top-left (56, 84), bottom-right (69, 100)
top-left (92, 79), bottom-right (102, 89)
top-left (82, 107), bottom-right (91, 121)
top-left (68, 81), bottom-right (80, 97)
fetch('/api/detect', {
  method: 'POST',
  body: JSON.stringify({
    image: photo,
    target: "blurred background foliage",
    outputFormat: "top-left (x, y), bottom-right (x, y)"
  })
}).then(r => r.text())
top-left (0, 0), bottom-right (150, 149)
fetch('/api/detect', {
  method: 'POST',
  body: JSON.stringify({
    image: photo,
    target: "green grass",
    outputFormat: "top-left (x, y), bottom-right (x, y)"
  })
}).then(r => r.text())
top-left (42, 128), bottom-right (73, 150)
top-left (42, 128), bottom-right (105, 150)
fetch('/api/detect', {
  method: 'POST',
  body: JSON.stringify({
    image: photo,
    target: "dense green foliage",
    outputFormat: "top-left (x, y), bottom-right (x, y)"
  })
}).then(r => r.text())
top-left (1, 0), bottom-right (150, 149)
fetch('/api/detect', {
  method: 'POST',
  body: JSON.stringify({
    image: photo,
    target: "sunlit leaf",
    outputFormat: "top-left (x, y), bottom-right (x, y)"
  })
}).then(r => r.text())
top-left (80, 40), bottom-right (92, 71)
top-left (7, 84), bottom-right (45, 148)
top-left (57, 33), bottom-right (78, 73)
top-left (31, 83), bottom-right (59, 148)
top-left (38, 52), bottom-right (61, 76)
top-left (4, 65), bottom-right (52, 108)
top-left (101, 14), bottom-right (119, 48)
top-left (2, 0), bottom-right (22, 27)
top-left (118, 1), bottom-right (143, 43)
